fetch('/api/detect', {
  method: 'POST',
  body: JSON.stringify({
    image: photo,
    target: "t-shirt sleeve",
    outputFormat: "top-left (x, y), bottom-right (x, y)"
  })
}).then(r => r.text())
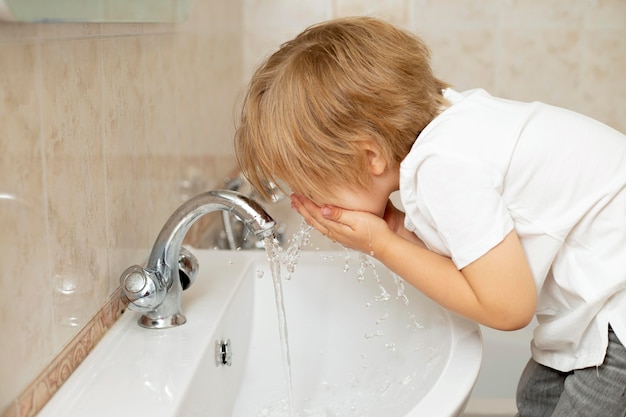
top-left (412, 152), bottom-right (514, 269)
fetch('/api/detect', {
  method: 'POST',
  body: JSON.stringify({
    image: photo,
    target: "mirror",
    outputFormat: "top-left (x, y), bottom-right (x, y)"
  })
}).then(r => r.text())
top-left (0, 0), bottom-right (191, 23)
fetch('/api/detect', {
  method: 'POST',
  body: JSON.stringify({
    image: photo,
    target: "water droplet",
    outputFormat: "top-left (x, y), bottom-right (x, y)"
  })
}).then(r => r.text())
top-left (364, 329), bottom-right (384, 339)
top-left (392, 272), bottom-right (410, 305)
top-left (401, 373), bottom-right (416, 385)
top-left (375, 313), bottom-right (389, 325)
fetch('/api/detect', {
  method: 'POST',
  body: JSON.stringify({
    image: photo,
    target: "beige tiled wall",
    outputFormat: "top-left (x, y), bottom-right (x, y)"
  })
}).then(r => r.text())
top-left (1, 0), bottom-right (625, 416)
top-left (243, 0), bottom-right (626, 133)
top-left (0, 1), bottom-right (243, 416)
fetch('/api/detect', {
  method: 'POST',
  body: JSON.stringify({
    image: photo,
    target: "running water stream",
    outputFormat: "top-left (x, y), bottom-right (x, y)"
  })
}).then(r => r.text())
top-left (260, 222), bottom-right (313, 417)
top-left (264, 235), bottom-right (295, 417)
top-left (258, 221), bottom-right (411, 417)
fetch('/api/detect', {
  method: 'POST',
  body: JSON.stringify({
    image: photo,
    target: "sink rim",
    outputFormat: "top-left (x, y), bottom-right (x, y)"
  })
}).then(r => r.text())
top-left (37, 249), bottom-right (482, 417)
top-left (408, 306), bottom-right (482, 416)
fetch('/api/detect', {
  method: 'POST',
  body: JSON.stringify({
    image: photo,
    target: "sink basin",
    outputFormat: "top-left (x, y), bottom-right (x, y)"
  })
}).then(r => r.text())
top-left (38, 249), bottom-right (481, 417)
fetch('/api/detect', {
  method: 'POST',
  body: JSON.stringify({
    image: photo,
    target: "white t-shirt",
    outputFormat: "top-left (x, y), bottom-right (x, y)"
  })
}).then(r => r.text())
top-left (400, 88), bottom-right (626, 372)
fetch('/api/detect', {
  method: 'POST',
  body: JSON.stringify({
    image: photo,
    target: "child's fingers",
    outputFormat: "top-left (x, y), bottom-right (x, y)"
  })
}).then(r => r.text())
top-left (291, 195), bottom-right (351, 242)
top-left (321, 205), bottom-right (342, 222)
top-left (291, 195), bottom-right (328, 230)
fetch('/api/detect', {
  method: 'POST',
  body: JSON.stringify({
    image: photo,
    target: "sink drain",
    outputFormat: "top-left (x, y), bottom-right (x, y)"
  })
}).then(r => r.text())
top-left (215, 339), bottom-right (232, 367)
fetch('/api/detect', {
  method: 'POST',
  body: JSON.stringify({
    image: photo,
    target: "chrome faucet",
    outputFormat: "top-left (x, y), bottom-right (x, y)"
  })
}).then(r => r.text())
top-left (119, 190), bottom-right (276, 329)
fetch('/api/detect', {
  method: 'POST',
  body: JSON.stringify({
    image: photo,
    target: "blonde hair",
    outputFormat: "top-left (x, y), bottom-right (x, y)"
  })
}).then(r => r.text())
top-left (235, 16), bottom-right (448, 202)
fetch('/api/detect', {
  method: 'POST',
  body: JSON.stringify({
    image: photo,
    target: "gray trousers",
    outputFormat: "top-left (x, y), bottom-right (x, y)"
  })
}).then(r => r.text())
top-left (515, 327), bottom-right (626, 417)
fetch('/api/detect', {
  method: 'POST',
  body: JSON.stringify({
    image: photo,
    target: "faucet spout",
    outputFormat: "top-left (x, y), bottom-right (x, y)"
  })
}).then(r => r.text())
top-left (120, 189), bottom-right (275, 329)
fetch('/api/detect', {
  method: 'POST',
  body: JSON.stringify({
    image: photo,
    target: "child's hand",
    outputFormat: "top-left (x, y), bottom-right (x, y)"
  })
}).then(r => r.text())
top-left (290, 194), bottom-right (394, 256)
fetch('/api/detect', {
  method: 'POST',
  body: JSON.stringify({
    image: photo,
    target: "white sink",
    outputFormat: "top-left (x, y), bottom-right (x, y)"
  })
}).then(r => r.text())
top-left (39, 249), bottom-right (481, 417)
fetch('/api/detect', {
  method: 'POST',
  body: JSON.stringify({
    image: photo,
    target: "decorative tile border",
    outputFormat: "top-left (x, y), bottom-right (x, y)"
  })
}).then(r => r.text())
top-left (4, 289), bottom-right (127, 417)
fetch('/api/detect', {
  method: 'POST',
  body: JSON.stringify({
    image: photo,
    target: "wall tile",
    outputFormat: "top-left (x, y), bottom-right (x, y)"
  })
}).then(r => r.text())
top-left (409, 0), bottom-right (507, 30)
top-left (0, 22), bottom-right (38, 40)
top-left (0, 41), bottom-right (53, 414)
top-left (334, 0), bottom-right (408, 26)
top-left (100, 35), bottom-right (153, 293)
top-left (173, 32), bottom-right (240, 158)
top-left (495, 29), bottom-right (582, 106)
top-left (175, 0), bottom-right (209, 33)
top-left (420, 28), bottom-right (497, 92)
top-left (39, 38), bottom-right (109, 346)
top-left (141, 34), bottom-right (185, 233)
top-left (100, 23), bottom-right (143, 37)
top-left (580, 29), bottom-right (626, 132)
top-left (242, 0), bottom-right (332, 77)
top-left (38, 22), bottom-right (101, 39)
top-left (584, 0), bottom-right (626, 30)
top-left (172, 33), bottom-right (219, 194)
top-left (502, 0), bottom-right (587, 29)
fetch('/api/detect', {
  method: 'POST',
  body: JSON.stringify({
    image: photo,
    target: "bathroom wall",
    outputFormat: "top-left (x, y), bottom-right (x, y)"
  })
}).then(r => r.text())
top-left (0, 1), bottom-right (243, 416)
top-left (1, 1), bottom-right (624, 416)
top-left (242, 0), bottom-right (626, 133)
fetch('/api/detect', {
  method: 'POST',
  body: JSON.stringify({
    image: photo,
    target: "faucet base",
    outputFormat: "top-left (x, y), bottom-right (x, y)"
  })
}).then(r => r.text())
top-left (138, 313), bottom-right (187, 329)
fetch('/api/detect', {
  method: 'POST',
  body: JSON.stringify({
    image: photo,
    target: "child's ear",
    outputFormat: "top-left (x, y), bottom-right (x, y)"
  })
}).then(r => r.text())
top-left (361, 141), bottom-right (387, 176)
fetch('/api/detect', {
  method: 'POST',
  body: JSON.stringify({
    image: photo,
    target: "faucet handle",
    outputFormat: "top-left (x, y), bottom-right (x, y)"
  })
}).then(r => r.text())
top-left (120, 265), bottom-right (167, 312)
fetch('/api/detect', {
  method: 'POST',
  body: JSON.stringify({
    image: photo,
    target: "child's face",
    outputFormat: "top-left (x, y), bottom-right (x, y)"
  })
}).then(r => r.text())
top-left (303, 174), bottom-right (397, 218)
top-left (324, 185), bottom-right (388, 217)
top-left (296, 157), bottom-right (399, 218)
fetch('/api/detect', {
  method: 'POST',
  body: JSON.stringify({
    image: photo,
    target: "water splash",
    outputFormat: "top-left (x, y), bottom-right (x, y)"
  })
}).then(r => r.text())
top-left (253, 221), bottom-right (428, 417)
top-left (356, 254), bottom-right (390, 302)
top-left (342, 249), bottom-right (351, 272)
top-left (391, 272), bottom-right (409, 305)
top-left (279, 221), bottom-right (313, 280)
top-left (364, 329), bottom-right (384, 339)
top-left (406, 313), bottom-right (424, 330)
top-left (375, 312), bottom-right (390, 325)
top-left (355, 253), bottom-right (370, 283)
top-left (279, 221), bottom-right (409, 309)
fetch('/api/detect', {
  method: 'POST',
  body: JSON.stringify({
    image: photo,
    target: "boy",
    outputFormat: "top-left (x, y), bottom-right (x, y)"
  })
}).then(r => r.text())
top-left (235, 16), bottom-right (626, 416)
